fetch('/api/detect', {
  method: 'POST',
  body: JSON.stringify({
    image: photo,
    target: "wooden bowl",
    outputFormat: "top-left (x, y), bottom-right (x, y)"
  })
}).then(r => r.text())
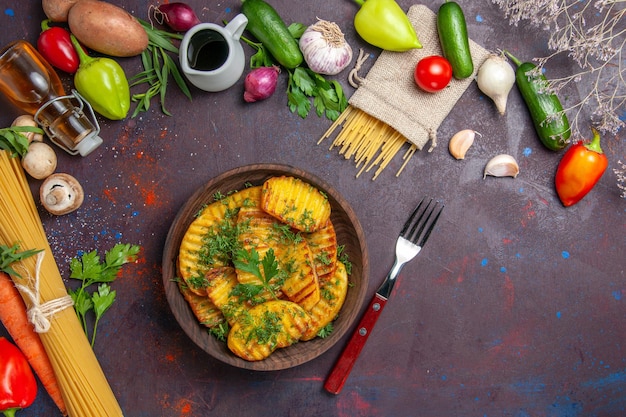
top-left (162, 164), bottom-right (369, 370)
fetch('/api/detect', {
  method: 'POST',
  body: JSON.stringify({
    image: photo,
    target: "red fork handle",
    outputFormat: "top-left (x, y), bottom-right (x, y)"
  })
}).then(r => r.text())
top-left (324, 293), bottom-right (388, 394)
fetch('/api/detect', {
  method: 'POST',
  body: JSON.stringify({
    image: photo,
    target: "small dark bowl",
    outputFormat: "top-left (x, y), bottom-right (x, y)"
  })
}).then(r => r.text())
top-left (162, 164), bottom-right (369, 370)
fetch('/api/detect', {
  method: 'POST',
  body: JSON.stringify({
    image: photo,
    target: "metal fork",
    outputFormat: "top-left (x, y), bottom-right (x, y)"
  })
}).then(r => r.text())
top-left (324, 198), bottom-right (444, 395)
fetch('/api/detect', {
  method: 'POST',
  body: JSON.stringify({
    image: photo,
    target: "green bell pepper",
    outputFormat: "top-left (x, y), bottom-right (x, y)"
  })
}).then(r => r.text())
top-left (71, 35), bottom-right (130, 120)
top-left (353, 0), bottom-right (422, 51)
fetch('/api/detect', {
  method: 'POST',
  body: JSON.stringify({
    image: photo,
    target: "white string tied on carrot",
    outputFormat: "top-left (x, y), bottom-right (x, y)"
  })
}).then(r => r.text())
top-left (15, 251), bottom-right (74, 333)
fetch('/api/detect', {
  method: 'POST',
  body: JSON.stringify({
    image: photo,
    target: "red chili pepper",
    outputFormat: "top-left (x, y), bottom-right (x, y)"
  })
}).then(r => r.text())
top-left (37, 20), bottom-right (81, 74)
top-left (0, 337), bottom-right (37, 417)
top-left (555, 127), bottom-right (608, 207)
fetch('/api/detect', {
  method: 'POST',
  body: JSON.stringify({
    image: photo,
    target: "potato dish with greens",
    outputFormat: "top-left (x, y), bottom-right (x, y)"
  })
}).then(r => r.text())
top-left (177, 176), bottom-right (350, 361)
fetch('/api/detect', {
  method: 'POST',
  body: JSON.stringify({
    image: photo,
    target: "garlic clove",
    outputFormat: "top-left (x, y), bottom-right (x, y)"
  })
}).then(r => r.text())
top-left (449, 129), bottom-right (479, 159)
top-left (483, 154), bottom-right (519, 179)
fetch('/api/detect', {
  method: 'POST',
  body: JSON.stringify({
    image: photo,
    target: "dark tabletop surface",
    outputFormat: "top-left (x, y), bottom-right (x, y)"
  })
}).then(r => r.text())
top-left (1, 1), bottom-right (625, 416)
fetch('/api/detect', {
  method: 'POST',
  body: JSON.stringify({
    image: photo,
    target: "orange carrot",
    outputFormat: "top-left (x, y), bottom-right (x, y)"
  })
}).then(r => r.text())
top-left (0, 272), bottom-right (68, 416)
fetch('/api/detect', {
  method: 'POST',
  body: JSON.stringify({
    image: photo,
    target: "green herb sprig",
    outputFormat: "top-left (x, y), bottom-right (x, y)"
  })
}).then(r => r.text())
top-left (131, 20), bottom-right (192, 117)
top-left (0, 126), bottom-right (43, 158)
top-left (68, 243), bottom-right (140, 346)
top-left (0, 244), bottom-right (43, 277)
top-left (337, 244), bottom-right (352, 275)
top-left (317, 323), bottom-right (333, 338)
top-left (231, 248), bottom-right (285, 305)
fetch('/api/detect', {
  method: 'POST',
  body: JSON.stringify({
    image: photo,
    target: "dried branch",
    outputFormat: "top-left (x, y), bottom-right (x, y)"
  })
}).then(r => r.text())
top-left (492, 0), bottom-right (625, 137)
top-left (615, 160), bottom-right (626, 198)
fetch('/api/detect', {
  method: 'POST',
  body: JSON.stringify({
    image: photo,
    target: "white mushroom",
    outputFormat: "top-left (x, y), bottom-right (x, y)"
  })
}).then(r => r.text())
top-left (11, 114), bottom-right (44, 143)
top-left (22, 142), bottom-right (57, 179)
top-left (40, 173), bottom-right (84, 215)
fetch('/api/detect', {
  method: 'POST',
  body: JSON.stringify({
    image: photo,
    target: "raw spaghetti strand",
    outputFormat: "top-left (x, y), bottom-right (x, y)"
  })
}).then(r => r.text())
top-left (0, 150), bottom-right (124, 417)
top-left (361, 129), bottom-right (405, 179)
top-left (318, 106), bottom-right (416, 180)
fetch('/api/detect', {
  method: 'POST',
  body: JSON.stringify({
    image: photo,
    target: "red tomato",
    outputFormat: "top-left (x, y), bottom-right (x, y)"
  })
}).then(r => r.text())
top-left (414, 55), bottom-right (452, 93)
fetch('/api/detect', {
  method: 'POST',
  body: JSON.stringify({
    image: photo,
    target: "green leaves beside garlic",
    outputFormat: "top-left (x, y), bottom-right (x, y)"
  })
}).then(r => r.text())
top-left (299, 19), bottom-right (353, 75)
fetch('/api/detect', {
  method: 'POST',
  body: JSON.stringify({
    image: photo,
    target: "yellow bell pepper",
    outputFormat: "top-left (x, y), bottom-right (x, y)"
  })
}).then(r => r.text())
top-left (353, 0), bottom-right (422, 51)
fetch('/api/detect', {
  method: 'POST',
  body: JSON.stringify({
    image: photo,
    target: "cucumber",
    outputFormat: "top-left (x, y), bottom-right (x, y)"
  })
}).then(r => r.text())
top-left (437, 1), bottom-right (473, 79)
top-left (241, 0), bottom-right (303, 69)
top-left (506, 51), bottom-right (571, 151)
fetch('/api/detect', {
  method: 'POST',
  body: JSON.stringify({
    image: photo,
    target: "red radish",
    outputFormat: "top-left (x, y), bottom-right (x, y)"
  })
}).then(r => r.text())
top-left (244, 66), bottom-right (280, 103)
top-left (154, 2), bottom-right (201, 32)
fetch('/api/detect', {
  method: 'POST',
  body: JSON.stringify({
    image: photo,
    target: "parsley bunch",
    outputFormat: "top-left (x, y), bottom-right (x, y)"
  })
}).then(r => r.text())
top-left (68, 243), bottom-right (140, 346)
top-left (287, 68), bottom-right (347, 121)
top-left (241, 23), bottom-right (348, 121)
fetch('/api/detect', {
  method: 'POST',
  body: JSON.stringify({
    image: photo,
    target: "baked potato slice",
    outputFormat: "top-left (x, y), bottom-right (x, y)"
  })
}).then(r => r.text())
top-left (204, 266), bottom-right (248, 324)
top-left (237, 206), bottom-right (321, 311)
top-left (261, 176), bottom-right (331, 232)
top-left (301, 261), bottom-right (348, 341)
top-left (235, 206), bottom-right (284, 298)
top-left (178, 186), bottom-right (261, 295)
top-left (177, 279), bottom-right (224, 329)
top-left (227, 300), bottom-right (311, 361)
top-left (304, 220), bottom-right (338, 279)
top-left (278, 237), bottom-right (321, 312)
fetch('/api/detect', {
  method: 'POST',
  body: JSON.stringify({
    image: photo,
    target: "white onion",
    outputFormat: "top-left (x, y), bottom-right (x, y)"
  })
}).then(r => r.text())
top-left (476, 53), bottom-right (516, 115)
top-left (299, 20), bottom-right (353, 75)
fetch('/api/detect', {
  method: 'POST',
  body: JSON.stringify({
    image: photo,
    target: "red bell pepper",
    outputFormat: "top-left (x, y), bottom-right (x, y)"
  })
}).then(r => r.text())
top-left (37, 20), bottom-right (81, 74)
top-left (555, 127), bottom-right (608, 207)
top-left (0, 337), bottom-right (37, 417)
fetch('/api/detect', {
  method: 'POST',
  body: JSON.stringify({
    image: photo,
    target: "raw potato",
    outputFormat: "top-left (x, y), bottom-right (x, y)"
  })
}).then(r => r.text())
top-left (68, 0), bottom-right (148, 57)
top-left (42, 0), bottom-right (82, 22)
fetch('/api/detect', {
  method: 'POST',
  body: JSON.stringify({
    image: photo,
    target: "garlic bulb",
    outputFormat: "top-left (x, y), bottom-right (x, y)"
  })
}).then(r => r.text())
top-left (299, 20), bottom-right (353, 75)
top-left (483, 154), bottom-right (520, 179)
